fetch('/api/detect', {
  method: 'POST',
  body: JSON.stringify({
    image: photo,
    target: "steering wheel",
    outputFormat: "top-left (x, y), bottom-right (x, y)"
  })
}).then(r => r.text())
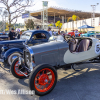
top-left (66, 35), bottom-right (76, 44)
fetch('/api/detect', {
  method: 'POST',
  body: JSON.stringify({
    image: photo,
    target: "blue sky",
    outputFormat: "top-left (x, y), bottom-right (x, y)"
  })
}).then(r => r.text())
top-left (32, 0), bottom-right (100, 12)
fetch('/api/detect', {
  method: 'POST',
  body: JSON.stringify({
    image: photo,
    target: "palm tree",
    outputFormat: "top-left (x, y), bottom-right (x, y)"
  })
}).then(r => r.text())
top-left (55, 20), bottom-right (62, 31)
top-left (67, 15), bottom-right (80, 31)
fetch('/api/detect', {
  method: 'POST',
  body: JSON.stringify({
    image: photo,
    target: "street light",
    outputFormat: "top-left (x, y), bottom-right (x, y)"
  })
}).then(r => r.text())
top-left (91, 3), bottom-right (99, 27)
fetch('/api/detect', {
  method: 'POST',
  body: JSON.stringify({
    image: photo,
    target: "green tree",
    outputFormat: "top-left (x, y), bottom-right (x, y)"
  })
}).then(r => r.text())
top-left (55, 20), bottom-right (62, 31)
top-left (67, 15), bottom-right (80, 30)
top-left (25, 19), bottom-right (34, 30)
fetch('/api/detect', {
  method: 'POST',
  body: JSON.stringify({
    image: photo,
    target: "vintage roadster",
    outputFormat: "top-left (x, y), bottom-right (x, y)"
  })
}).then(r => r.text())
top-left (0, 30), bottom-right (50, 65)
top-left (11, 35), bottom-right (100, 96)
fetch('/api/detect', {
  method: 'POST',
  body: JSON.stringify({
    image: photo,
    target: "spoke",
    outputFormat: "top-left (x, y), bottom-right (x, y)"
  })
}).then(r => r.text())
top-left (42, 70), bottom-right (45, 74)
top-left (44, 85), bottom-right (46, 89)
top-left (39, 85), bottom-right (42, 89)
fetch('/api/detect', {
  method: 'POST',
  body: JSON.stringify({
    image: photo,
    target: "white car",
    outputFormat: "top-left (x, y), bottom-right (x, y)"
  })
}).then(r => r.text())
top-left (11, 35), bottom-right (100, 96)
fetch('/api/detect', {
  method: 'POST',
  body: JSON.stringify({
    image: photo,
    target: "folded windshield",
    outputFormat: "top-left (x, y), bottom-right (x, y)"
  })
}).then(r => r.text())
top-left (49, 35), bottom-right (64, 42)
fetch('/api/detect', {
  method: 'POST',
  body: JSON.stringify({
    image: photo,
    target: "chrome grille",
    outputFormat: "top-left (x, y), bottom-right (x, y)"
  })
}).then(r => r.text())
top-left (24, 51), bottom-right (31, 67)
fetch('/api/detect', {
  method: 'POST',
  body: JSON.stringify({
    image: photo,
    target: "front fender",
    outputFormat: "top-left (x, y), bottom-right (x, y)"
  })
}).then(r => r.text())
top-left (4, 48), bottom-right (23, 61)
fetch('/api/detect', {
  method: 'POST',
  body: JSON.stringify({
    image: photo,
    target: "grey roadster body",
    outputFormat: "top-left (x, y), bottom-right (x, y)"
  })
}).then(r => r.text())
top-left (11, 35), bottom-right (100, 96)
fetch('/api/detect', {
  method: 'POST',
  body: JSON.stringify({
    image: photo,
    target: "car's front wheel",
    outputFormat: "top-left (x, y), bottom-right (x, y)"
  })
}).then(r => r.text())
top-left (11, 58), bottom-right (28, 79)
top-left (29, 64), bottom-right (57, 96)
top-left (8, 52), bottom-right (21, 65)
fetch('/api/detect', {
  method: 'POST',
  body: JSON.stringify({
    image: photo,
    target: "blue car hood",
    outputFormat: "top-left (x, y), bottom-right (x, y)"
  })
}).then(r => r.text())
top-left (0, 39), bottom-right (27, 45)
top-left (81, 33), bottom-right (88, 36)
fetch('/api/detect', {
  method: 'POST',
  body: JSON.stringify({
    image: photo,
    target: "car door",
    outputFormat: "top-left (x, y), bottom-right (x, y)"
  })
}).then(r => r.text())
top-left (28, 32), bottom-right (48, 46)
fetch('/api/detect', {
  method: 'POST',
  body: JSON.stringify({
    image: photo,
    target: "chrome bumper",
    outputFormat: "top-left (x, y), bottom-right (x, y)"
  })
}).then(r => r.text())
top-left (0, 58), bottom-right (4, 62)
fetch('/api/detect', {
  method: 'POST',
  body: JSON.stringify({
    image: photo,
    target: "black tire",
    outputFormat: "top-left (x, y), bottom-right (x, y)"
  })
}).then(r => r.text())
top-left (29, 64), bottom-right (57, 96)
top-left (10, 58), bottom-right (27, 79)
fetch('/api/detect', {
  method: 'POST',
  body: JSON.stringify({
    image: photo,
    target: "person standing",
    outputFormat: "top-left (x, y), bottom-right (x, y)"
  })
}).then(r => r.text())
top-left (75, 29), bottom-right (79, 37)
top-left (48, 27), bottom-right (52, 36)
top-left (36, 26), bottom-right (39, 30)
top-left (8, 28), bottom-right (16, 40)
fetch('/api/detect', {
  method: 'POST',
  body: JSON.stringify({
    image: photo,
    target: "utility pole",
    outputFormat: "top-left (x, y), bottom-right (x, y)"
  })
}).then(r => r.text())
top-left (91, 3), bottom-right (99, 27)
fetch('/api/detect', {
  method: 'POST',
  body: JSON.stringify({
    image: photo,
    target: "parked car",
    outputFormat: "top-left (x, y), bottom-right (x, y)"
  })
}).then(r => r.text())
top-left (11, 35), bottom-right (100, 96)
top-left (67, 30), bottom-right (82, 37)
top-left (0, 30), bottom-right (51, 65)
top-left (0, 32), bottom-right (8, 40)
top-left (81, 30), bottom-right (100, 37)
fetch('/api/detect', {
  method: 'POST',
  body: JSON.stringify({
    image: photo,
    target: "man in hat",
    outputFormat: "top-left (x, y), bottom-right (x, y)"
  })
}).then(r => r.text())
top-left (8, 28), bottom-right (16, 40)
top-left (36, 26), bottom-right (39, 30)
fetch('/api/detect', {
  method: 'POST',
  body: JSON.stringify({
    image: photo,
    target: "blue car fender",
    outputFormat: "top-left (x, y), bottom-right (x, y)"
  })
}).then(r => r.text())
top-left (4, 48), bottom-right (23, 61)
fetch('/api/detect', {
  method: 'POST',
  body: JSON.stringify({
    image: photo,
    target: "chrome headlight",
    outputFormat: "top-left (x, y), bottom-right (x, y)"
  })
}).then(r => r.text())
top-left (1, 46), bottom-right (8, 51)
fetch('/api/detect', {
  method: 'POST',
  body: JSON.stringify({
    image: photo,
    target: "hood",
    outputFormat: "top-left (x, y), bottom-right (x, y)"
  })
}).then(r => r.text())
top-left (0, 39), bottom-right (26, 45)
top-left (81, 33), bottom-right (88, 36)
top-left (27, 41), bottom-right (68, 55)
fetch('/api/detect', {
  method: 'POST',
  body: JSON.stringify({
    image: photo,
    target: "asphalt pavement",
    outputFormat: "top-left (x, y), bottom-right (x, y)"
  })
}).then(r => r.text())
top-left (0, 62), bottom-right (100, 100)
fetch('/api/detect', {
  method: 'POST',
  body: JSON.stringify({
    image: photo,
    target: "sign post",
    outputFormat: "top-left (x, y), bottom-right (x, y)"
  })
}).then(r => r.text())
top-left (42, 1), bottom-right (48, 30)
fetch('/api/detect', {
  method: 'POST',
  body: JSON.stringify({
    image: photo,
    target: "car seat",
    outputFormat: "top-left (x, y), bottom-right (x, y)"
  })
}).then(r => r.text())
top-left (76, 39), bottom-right (90, 52)
top-left (69, 39), bottom-right (79, 52)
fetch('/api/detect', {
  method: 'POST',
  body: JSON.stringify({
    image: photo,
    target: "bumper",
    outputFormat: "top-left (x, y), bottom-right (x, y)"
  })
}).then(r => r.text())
top-left (0, 58), bottom-right (4, 62)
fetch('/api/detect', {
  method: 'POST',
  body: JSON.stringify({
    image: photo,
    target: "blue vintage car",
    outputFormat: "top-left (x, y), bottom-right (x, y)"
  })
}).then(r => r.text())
top-left (81, 31), bottom-right (100, 37)
top-left (0, 30), bottom-right (51, 65)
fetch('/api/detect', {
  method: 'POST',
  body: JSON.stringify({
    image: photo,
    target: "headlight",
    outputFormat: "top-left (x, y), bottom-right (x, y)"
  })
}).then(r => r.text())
top-left (1, 46), bottom-right (8, 51)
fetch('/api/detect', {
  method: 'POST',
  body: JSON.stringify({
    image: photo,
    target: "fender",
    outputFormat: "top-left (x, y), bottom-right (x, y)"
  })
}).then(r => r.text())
top-left (4, 48), bottom-right (23, 61)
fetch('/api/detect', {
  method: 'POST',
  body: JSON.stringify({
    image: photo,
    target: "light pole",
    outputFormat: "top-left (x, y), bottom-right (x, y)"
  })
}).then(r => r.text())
top-left (91, 3), bottom-right (99, 27)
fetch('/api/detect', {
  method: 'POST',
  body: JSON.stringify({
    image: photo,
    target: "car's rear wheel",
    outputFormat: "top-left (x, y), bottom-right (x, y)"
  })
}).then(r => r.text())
top-left (8, 52), bottom-right (21, 65)
top-left (11, 58), bottom-right (27, 79)
top-left (29, 64), bottom-right (57, 96)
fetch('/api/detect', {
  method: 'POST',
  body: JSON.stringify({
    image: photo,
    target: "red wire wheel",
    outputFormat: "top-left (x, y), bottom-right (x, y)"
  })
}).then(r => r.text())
top-left (14, 61), bottom-right (27, 77)
top-left (34, 68), bottom-right (55, 92)
top-left (29, 64), bottom-right (57, 96)
top-left (11, 58), bottom-right (27, 79)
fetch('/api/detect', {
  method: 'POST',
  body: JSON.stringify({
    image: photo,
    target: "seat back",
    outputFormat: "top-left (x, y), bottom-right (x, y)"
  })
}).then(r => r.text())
top-left (69, 39), bottom-right (78, 52)
top-left (76, 39), bottom-right (90, 52)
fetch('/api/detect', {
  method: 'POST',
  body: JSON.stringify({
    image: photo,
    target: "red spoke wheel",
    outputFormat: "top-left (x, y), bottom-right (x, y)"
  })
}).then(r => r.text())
top-left (11, 58), bottom-right (27, 79)
top-left (29, 64), bottom-right (57, 96)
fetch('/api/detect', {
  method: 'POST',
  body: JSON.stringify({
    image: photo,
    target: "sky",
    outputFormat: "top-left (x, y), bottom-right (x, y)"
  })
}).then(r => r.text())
top-left (3, 0), bottom-right (100, 23)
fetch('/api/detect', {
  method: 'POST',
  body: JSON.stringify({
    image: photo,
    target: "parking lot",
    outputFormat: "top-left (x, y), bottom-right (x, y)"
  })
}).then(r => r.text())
top-left (0, 62), bottom-right (100, 100)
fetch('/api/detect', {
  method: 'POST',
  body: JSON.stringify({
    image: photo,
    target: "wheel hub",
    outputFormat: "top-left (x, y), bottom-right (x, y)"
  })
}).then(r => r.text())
top-left (39, 74), bottom-right (49, 85)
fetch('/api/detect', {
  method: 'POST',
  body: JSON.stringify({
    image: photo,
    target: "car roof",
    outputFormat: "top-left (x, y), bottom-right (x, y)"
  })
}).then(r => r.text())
top-left (25, 30), bottom-right (48, 33)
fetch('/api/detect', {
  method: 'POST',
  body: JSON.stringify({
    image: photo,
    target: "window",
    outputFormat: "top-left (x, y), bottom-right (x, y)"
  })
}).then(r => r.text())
top-left (32, 33), bottom-right (46, 40)
top-left (20, 32), bottom-right (32, 40)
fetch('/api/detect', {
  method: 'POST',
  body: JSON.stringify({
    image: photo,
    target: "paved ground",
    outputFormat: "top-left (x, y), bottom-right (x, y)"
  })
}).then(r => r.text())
top-left (0, 62), bottom-right (100, 100)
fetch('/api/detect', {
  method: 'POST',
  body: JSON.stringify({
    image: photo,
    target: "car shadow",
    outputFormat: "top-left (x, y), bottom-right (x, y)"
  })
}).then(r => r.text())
top-left (39, 63), bottom-right (100, 100)
top-left (1, 62), bottom-right (100, 100)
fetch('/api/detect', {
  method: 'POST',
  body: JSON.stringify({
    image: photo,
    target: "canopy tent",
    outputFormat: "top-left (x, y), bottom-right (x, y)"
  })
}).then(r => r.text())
top-left (78, 25), bottom-right (95, 29)
top-left (31, 7), bottom-right (100, 19)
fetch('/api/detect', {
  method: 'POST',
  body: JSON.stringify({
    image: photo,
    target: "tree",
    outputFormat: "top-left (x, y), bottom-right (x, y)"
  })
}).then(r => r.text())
top-left (55, 21), bottom-right (62, 31)
top-left (5, 22), bottom-right (9, 31)
top-left (0, 0), bottom-right (34, 30)
top-left (48, 23), bottom-right (53, 27)
top-left (25, 19), bottom-right (34, 30)
top-left (67, 15), bottom-right (80, 31)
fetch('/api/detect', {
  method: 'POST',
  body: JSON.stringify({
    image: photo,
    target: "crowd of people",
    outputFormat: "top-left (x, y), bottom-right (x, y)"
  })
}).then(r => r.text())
top-left (7, 26), bottom-right (80, 40)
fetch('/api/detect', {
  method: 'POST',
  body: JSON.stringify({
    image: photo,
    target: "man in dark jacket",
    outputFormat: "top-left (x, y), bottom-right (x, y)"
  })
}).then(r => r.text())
top-left (8, 28), bottom-right (16, 40)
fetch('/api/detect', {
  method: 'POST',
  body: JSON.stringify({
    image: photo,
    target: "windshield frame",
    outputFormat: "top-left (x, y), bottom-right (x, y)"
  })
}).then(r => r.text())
top-left (20, 32), bottom-right (32, 40)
